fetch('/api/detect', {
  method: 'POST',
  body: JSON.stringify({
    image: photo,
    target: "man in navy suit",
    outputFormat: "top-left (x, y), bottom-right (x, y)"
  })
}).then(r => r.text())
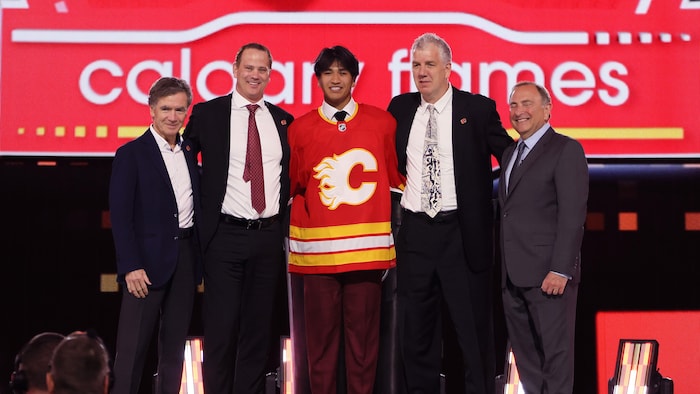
top-left (499, 81), bottom-right (588, 393)
top-left (109, 77), bottom-right (201, 394)
top-left (183, 43), bottom-right (294, 394)
top-left (387, 33), bottom-right (512, 394)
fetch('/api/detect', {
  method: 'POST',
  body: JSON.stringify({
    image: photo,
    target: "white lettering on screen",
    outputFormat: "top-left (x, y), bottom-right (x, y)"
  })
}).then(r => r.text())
top-left (79, 47), bottom-right (630, 108)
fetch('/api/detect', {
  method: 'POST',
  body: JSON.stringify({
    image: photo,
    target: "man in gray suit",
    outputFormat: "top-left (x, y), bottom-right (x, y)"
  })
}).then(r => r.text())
top-left (498, 81), bottom-right (588, 394)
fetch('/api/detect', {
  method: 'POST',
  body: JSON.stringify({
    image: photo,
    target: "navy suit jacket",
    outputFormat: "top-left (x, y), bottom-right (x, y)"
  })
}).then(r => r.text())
top-left (388, 87), bottom-right (512, 272)
top-left (109, 130), bottom-right (202, 288)
top-left (183, 94), bottom-right (293, 251)
top-left (498, 127), bottom-right (589, 287)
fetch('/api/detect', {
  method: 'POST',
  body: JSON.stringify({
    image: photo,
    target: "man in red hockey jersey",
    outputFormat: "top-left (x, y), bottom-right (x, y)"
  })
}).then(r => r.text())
top-left (288, 45), bottom-right (404, 394)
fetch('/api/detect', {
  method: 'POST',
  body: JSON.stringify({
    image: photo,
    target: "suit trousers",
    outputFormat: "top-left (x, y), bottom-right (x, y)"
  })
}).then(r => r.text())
top-left (303, 270), bottom-right (383, 394)
top-left (397, 211), bottom-right (495, 394)
top-left (502, 277), bottom-right (578, 394)
top-left (202, 220), bottom-right (284, 394)
top-left (112, 236), bottom-right (197, 394)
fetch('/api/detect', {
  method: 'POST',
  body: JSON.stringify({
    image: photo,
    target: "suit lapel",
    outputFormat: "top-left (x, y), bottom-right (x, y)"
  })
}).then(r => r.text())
top-left (218, 94), bottom-right (234, 163)
top-left (506, 127), bottom-right (555, 197)
top-left (264, 101), bottom-right (288, 145)
top-left (500, 142), bottom-right (516, 201)
top-left (265, 101), bottom-right (292, 214)
top-left (396, 94), bottom-right (421, 174)
top-left (141, 130), bottom-right (176, 198)
top-left (450, 87), bottom-right (472, 184)
top-left (182, 139), bottom-right (200, 194)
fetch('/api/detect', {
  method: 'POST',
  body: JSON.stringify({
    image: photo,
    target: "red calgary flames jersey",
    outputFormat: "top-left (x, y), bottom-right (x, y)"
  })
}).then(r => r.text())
top-left (288, 104), bottom-right (405, 274)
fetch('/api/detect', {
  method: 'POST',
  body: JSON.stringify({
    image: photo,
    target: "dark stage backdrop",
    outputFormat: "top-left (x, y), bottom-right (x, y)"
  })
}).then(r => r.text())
top-left (1, 157), bottom-right (699, 394)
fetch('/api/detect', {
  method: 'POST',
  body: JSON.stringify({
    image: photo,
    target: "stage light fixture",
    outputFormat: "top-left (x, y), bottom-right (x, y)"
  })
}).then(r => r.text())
top-left (179, 337), bottom-right (204, 394)
top-left (495, 345), bottom-right (523, 394)
top-left (280, 335), bottom-right (294, 394)
top-left (609, 339), bottom-right (673, 394)
top-left (610, 339), bottom-right (657, 394)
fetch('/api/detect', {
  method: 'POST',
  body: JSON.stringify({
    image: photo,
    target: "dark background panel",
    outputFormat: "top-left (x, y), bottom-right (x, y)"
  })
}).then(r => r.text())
top-left (1, 158), bottom-right (698, 394)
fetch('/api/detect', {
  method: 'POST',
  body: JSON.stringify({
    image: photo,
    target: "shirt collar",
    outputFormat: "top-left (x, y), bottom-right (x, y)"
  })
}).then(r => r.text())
top-left (232, 89), bottom-right (267, 112)
top-left (321, 98), bottom-right (357, 121)
top-left (149, 125), bottom-right (181, 151)
top-left (420, 85), bottom-right (452, 114)
top-left (520, 122), bottom-right (550, 149)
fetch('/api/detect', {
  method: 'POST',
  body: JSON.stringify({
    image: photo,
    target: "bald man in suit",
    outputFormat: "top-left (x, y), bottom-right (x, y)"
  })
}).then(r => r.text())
top-left (499, 81), bottom-right (588, 393)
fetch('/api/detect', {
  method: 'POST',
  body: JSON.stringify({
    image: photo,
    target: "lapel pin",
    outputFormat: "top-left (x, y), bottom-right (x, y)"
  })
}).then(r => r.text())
top-left (281, 120), bottom-right (287, 126)
top-left (460, 118), bottom-right (467, 124)
top-left (185, 145), bottom-right (191, 151)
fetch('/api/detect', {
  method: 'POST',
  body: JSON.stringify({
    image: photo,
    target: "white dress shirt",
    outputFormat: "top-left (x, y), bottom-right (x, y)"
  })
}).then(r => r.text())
top-left (149, 127), bottom-right (194, 229)
top-left (222, 90), bottom-right (283, 219)
top-left (402, 87), bottom-right (457, 212)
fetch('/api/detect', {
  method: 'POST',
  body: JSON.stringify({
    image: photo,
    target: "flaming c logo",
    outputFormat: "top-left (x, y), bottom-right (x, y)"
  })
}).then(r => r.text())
top-left (313, 148), bottom-right (378, 210)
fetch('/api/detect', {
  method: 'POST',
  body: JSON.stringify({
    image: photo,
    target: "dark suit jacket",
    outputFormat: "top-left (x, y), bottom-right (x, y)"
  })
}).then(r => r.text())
top-left (109, 130), bottom-right (202, 288)
top-left (498, 127), bottom-right (589, 287)
top-left (388, 87), bottom-right (512, 272)
top-left (183, 94), bottom-right (293, 250)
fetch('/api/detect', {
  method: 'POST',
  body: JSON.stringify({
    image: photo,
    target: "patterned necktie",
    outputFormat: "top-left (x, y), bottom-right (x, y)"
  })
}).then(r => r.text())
top-left (243, 104), bottom-right (266, 214)
top-left (421, 104), bottom-right (441, 217)
top-left (508, 141), bottom-right (526, 194)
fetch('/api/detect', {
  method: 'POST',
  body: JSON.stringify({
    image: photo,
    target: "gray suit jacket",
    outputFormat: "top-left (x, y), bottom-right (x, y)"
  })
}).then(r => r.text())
top-left (498, 127), bottom-right (589, 287)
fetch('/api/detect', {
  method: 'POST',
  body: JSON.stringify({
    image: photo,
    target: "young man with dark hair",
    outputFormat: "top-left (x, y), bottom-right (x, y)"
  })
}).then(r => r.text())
top-left (288, 45), bottom-right (404, 394)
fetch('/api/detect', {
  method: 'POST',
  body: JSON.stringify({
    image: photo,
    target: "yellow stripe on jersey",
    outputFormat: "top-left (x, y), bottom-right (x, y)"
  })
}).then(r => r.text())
top-left (290, 221), bottom-right (392, 240)
top-left (289, 247), bottom-right (396, 267)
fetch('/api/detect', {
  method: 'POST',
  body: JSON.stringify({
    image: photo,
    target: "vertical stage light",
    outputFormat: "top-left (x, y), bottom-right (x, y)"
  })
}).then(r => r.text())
top-left (180, 337), bottom-right (204, 394)
top-left (610, 339), bottom-right (658, 394)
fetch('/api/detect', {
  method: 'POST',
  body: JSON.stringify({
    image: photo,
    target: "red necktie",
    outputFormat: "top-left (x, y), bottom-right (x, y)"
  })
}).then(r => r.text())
top-left (243, 104), bottom-right (266, 214)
